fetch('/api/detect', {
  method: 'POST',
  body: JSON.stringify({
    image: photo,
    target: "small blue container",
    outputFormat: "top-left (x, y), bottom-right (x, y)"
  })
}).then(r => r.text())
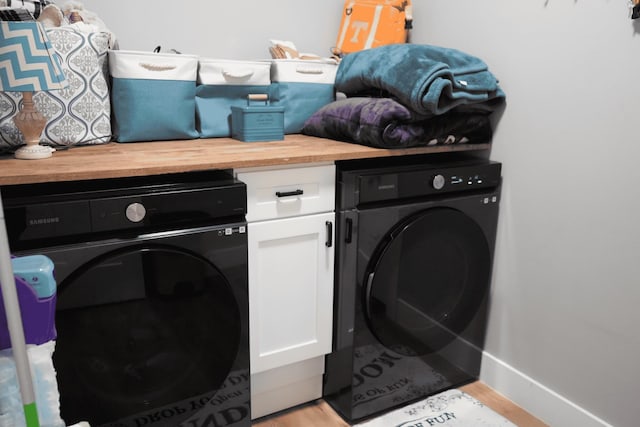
top-left (231, 94), bottom-right (284, 142)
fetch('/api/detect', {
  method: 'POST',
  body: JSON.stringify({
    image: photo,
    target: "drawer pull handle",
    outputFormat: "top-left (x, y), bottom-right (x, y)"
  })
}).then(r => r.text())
top-left (326, 221), bottom-right (333, 248)
top-left (276, 189), bottom-right (303, 198)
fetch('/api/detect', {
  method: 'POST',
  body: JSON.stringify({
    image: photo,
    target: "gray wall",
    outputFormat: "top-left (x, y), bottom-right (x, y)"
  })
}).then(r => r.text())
top-left (77, 0), bottom-right (343, 59)
top-left (79, 1), bottom-right (640, 426)
top-left (414, 2), bottom-right (640, 427)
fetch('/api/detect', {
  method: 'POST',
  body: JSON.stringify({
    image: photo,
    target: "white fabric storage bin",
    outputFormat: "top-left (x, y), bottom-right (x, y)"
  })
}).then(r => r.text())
top-left (198, 59), bottom-right (271, 85)
top-left (269, 59), bottom-right (338, 134)
top-left (196, 59), bottom-right (272, 138)
top-left (109, 49), bottom-right (199, 142)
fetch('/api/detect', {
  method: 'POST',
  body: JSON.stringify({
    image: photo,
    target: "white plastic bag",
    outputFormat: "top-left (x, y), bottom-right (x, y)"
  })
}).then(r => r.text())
top-left (0, 341), bottom-right (65, 427)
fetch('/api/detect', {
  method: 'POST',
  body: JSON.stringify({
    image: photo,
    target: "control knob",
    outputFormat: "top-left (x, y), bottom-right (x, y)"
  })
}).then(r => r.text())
top-left (432, 174), bottom-right (446, 190)
top-left (125, 202), bottom-right (146, 223)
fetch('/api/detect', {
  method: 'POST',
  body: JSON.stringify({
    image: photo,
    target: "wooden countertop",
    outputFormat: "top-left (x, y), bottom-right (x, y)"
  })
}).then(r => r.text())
top-left (0, 135), bottom-right (490, 186)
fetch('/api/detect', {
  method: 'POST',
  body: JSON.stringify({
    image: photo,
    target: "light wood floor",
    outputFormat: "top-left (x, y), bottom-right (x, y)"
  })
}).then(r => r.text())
top-left (252, 381), bottom-right (549, 427)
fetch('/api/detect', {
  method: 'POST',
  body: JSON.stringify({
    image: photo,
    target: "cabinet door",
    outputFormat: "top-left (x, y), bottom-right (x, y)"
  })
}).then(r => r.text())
top-left (248, 212), bottom-right (334, 374)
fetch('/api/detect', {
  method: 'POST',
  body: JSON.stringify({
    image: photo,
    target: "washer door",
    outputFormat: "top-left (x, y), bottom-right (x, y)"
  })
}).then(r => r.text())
top-left (363, 207), bottom-right (490, 356)
top-left (54, 244), bottom-right (242, 426)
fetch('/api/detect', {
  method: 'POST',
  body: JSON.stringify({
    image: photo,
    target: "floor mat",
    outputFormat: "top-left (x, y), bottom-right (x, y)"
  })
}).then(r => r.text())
top-left (353, 388), bottom-right (517, 427)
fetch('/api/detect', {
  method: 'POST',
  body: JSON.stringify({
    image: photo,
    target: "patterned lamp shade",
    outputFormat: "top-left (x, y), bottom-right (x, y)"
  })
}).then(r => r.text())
top-left (0, 20), bottom-right (67, 92)
top-left (0, 20), bottom-right (67, 159)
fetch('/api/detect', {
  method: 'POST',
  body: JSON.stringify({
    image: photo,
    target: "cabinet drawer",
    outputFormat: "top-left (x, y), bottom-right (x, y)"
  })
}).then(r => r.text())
top-left (237, 164), bottom-right (335, 222)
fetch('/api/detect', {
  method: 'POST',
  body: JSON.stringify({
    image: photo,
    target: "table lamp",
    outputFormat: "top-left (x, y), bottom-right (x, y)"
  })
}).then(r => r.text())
top-left (0, 20), bottom-right (67, 160)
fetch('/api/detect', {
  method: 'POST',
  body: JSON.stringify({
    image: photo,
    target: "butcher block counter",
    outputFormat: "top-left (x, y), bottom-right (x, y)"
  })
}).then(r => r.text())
top-left (0, 135), bottom-right (490, 186)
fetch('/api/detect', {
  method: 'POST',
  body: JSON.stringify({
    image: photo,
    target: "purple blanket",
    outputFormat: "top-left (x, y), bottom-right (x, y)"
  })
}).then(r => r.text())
top-left (302, 97), bottom-right (492, 148)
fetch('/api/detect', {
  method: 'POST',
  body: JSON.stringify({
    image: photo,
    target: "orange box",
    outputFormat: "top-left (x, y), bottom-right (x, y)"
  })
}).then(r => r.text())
top-left (335, 0), bottom-right (413, 55)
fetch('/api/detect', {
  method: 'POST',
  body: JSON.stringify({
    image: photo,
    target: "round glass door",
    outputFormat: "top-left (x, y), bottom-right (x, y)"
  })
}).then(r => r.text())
top-left (364, 208), bottom-right (490, 356)
top-left (53, 244), bottom-right (241, 426)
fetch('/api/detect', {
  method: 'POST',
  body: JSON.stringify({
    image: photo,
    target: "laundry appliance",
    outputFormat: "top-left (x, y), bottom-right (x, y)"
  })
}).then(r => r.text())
top-left (2, 170), bottom-right (251, 427)
top-left (323, 154), bottom-right (502, 423)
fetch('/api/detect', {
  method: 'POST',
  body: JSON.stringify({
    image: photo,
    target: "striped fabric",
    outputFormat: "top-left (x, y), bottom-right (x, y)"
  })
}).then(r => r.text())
top-left (0, 20), bottom-right (66, 92)
top-left (0, 0), bottom-right (52, 20)
top-left (0, 7), bottom-right (36, 21)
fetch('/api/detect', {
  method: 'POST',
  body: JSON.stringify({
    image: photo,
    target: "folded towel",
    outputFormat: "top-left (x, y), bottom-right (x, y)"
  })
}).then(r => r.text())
top-left (335, 44), bottom-right (506, 117)
top-left (302, 97), bottom-right (492, 148)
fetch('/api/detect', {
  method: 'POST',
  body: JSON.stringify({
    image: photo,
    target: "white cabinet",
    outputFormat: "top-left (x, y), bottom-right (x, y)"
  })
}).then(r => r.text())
top-left (240, 164), bottom-right (335, 223)
top-left (236, 163), bottom-right (335, 419)
top-left (248, 212), bottom-right (334, 373)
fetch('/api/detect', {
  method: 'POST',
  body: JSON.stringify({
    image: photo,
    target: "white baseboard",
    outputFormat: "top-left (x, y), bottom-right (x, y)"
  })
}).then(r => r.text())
top-left (480, 351), bottom-right (614, 427)
top-left (250, 357), bottom-right (324, 420)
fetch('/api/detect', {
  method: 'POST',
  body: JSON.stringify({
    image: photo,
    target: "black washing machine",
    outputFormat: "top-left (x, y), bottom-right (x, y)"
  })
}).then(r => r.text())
top-left (323, 154), bottom-right (502, 423)
top-left (2, 170), bottom-right (251, 427)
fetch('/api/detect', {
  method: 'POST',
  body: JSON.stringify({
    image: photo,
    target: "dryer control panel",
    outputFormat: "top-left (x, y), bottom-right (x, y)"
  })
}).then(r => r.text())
top-left (338, 157), bottom-right (502, 208)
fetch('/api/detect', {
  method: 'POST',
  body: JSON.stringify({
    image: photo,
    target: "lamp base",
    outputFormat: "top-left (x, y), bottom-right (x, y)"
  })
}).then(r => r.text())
top-left (12, 91), bottom-right (54, 160)
top-left (14, 144), bottom-right (54, 160)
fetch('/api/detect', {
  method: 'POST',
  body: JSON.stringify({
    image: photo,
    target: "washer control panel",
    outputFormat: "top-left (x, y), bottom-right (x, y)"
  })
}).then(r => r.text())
top-left (3, 170), bottom-right (248, 246)
top-left (351, 160), bottom-right (502, 205)
top-left (449, 173), bottom-right (489, 187)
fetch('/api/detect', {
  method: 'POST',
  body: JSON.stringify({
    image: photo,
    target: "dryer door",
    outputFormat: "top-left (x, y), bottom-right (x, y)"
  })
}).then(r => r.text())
top-left (53, 243), bottom-right (243, 427)
top-left (363, 207), bottom-right (490, 357)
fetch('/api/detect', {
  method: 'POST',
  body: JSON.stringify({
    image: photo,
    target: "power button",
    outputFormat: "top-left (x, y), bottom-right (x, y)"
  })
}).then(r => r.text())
top-left (432, 174), bottom-right (446, 190)
top-left (125, 202), bottom-right (146, 223)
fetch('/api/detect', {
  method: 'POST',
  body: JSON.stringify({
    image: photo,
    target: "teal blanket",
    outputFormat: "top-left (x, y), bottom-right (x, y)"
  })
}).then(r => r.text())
top-left (335, 44), bottom-right (505, 117)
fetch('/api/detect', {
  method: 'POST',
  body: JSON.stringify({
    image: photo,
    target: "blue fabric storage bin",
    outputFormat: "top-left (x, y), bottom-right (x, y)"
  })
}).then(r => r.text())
top-left (196, 59), bottom-right (272, 138)
top-left (269, 59), bottom-right (338, 134)
top-left (109, 50), bottom-right (199, 142)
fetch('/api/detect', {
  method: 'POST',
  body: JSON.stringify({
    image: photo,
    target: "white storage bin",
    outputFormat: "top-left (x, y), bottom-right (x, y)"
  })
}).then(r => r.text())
top-left (109, 49), bottom-right (199, 142)
top-left (196, 59), bottom-right (272, 137)
top-left (269, 59), bottom-right (338, 134)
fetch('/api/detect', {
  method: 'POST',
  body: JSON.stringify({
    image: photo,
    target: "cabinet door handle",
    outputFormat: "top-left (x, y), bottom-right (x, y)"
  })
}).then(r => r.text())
top-left (325, 221), bottom-right (333, 247)
top-left (275, 189), bottom-right (303, 197)
top-left (345, 218), bottom-right (353, 244)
